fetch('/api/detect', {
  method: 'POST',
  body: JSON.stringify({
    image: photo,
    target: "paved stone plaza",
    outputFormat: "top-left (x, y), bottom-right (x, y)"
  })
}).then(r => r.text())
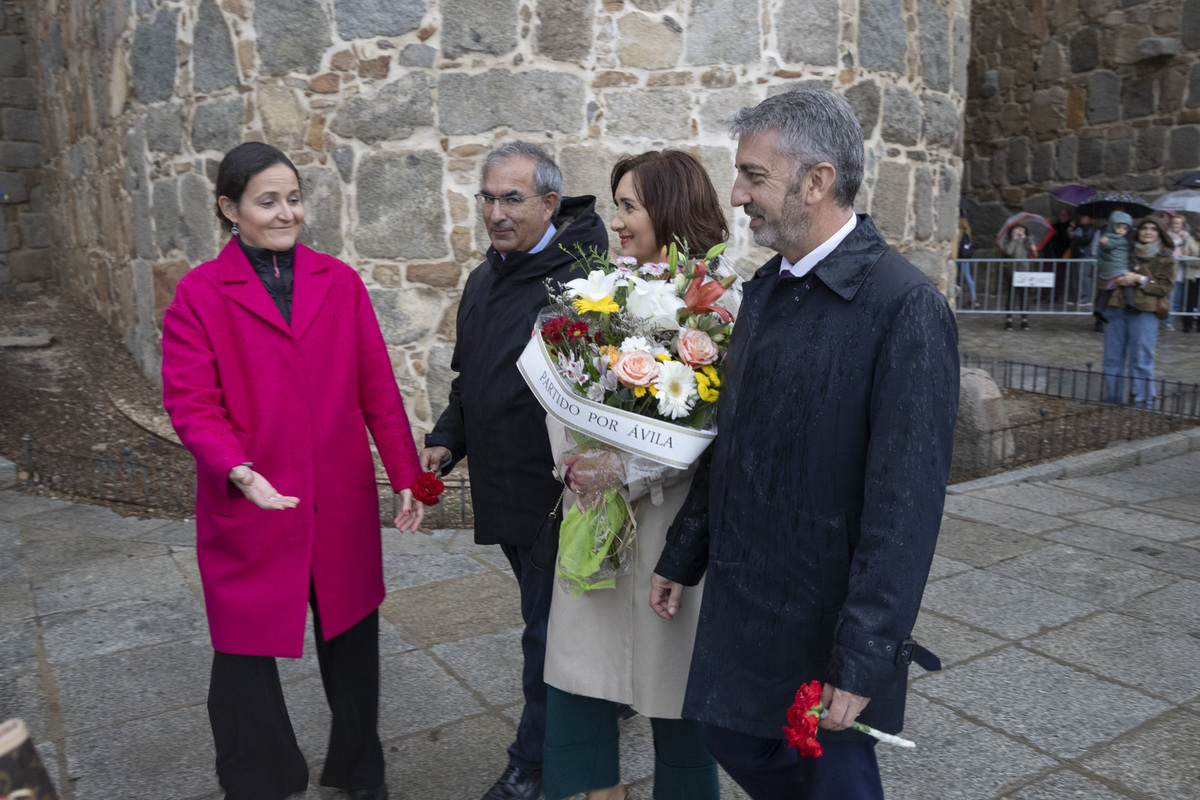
top-left (3, 426), bottom-right (1200, 799)
top-left (4, 313), bottom-right (1200, 799)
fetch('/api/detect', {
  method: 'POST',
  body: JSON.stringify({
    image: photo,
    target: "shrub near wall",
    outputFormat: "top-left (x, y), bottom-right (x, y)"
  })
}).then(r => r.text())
top-left (25, 0), bottom-right (969, 435)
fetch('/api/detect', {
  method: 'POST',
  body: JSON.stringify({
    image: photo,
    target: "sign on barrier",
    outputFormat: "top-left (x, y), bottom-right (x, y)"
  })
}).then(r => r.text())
top-left (1012, 272), bottom-right (1056, 288)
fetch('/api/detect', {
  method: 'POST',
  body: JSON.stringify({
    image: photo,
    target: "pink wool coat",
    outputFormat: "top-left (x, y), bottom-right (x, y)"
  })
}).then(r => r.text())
top-left (162, 238), bottom-right (420, 658)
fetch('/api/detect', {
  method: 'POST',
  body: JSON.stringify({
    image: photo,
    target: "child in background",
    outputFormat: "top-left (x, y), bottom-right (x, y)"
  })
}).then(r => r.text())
top-left (1094, 211), bottom-right (1134, 320)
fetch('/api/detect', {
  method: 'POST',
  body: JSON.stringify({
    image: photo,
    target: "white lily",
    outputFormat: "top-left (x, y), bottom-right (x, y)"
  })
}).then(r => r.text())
top-left (564, 269), bottom-right (627, 302)
top-left (626, 275), bottom-right (687, 330)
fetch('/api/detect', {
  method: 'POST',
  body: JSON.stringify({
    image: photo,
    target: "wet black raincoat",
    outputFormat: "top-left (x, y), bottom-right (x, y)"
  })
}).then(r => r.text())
top-left (655, 215), bottom-right (959, 741)
top-left (426, 195), bottom-right (609, 546)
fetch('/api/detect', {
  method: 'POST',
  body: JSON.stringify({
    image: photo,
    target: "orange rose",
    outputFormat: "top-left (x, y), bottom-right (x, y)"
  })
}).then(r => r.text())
top-left (676, 328), bottom-right (718, 367)
top-left (612, 350), bottom-right (660, 388)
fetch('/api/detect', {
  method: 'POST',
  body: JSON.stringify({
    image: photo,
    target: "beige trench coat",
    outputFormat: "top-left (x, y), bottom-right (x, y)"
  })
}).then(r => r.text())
top-left (542, 418), bottom-right (706, 719)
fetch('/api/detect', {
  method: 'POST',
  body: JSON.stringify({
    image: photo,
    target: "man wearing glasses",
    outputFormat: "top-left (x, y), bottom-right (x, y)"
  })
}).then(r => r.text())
top-left (421, 141), bottom-right (608, 800)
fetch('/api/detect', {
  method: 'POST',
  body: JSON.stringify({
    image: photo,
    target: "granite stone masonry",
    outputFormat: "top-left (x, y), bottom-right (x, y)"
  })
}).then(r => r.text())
top-left (965, 0), bottom-right (1200, 249)
top-left (18, 0), bottom-right (966, 434)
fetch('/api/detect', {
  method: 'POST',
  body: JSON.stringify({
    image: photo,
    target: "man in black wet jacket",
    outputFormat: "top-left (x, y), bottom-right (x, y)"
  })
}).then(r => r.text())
top-left (650, 89), bottom-right (959, 799)
top-left (421, 142), bottom-right (608, 800)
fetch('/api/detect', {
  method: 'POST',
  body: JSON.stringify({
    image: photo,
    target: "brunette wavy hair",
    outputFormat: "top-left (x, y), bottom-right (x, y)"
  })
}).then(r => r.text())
top-left (609, 150), bottom-right (729, 258)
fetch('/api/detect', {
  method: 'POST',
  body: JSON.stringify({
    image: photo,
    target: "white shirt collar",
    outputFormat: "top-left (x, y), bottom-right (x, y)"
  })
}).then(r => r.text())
top-left (779, 213), bottom-right (857, 278)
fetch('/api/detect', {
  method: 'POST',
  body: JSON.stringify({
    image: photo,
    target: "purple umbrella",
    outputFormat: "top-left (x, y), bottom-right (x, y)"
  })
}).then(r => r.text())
top-left (1050, 185), bottom-right (1097, 205)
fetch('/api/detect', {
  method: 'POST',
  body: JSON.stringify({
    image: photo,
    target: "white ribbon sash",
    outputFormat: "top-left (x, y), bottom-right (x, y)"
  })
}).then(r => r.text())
top-left (517, 333), bottom-right (715, 469)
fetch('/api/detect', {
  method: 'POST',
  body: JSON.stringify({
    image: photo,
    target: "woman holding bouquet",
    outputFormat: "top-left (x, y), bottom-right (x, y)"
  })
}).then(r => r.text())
top-left (162, 142), bottom-right (432, 800)
top-left (541, 150), bottom-right (736, 800)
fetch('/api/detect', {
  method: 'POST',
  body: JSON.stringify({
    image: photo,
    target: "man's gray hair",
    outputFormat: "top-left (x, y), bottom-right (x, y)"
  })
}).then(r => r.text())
top-left (730, 88), bottom-right (864, 209)
top-left (482, 141), bottom-right (563, 198)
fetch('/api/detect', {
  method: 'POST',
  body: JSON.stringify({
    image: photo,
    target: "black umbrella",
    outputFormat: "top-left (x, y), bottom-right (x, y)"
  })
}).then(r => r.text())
top-left (1175, 171), bottom-right (1200, 189)
top-left (958, 197), bottom-right (978, 210)
top-left (1074, 191), bottom-right (1155, 219)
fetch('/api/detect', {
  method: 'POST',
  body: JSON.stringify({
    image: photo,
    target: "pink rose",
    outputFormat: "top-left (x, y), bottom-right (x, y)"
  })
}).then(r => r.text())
top-left (612, 350), bottom-right (660, 388)
top-left (676, 328), bottom-right (718, 367)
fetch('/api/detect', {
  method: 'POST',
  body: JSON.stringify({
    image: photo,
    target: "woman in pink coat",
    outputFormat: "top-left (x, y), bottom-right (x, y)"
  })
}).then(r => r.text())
top-left (162, 142), bottom-right (426, 800)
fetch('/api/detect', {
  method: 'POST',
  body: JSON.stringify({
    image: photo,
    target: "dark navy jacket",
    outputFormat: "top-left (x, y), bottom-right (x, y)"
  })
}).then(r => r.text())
top-left (655, 214), bottom-right (959, 741)
top-left (426, 195), bottom-right (608, 547)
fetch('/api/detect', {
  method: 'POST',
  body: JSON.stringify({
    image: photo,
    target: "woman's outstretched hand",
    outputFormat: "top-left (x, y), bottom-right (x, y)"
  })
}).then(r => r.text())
top-left (228, 465), bottom-right (300, 510)
top-left (394, 488), bottom-right (426, 533)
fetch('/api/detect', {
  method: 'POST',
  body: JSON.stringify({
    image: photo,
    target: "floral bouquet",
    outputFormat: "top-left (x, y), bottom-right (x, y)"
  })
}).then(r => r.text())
top-left (517, 241), bottom-right (738, 596)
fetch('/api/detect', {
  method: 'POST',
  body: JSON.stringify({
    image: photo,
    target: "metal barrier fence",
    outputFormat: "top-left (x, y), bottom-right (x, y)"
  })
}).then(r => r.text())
top-left (954, 357), bottom-right (1200, 480)
top-left (955, 257), bottom-right (1200, 316)
top-left (965, 402), bottom-right (1192, 478)
top-left (960, 355), bottom-right (1200, 417)
top-left (18, 434), bottom-right (474, 528)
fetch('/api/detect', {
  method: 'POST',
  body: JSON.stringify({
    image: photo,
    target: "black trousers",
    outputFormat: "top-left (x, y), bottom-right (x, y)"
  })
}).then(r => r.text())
top-left (207, 599), bottom-right (383, 800)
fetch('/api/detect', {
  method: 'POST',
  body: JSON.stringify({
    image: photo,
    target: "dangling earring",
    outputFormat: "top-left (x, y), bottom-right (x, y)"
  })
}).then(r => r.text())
top-left (231, 223), bottom-right (239, 237)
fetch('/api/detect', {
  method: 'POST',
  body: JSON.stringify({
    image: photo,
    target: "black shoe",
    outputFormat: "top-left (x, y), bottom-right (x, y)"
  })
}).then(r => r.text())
top-left (352, 786), bottom-right (388, 800)
top-left (1020, 320), bottom-right (1030, 330)
top-left (481, 765), bottom-right (542, 800)
top-left (1004, 320), bottom-right (1014, 331)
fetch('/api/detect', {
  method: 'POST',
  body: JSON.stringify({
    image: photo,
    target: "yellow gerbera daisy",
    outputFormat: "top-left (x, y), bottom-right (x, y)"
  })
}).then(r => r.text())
top-left (574, 297), bottom-right (620, 314)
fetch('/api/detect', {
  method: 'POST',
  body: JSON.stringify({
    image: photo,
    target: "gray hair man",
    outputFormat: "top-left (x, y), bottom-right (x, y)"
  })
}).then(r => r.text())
top-left (420, 141), bottom-right (608, 800)
top-left (651, 88), bottom-right (959, 799)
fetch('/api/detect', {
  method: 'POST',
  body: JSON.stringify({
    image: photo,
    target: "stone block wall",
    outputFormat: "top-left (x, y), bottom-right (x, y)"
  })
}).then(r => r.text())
top-left (963, 0), bottom-right (1199, 242)
top-left (0, 1), bottom-right (48, 297)
top-left (24, 0), bottom-right (968, 434)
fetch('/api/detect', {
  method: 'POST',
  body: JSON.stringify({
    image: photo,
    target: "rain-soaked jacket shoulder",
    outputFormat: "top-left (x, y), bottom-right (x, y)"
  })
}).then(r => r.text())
top-left (655, 214), bottom-right (960, 741)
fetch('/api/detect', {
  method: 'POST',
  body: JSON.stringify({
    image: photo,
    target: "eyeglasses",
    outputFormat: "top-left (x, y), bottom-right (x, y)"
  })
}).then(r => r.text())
top-left (474, 192), bottom-right (547, 210)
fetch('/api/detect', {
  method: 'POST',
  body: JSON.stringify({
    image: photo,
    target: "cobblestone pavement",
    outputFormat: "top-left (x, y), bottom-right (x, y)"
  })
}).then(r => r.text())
top-left (2, 313), bottom-right (1200, 800)
top-left (4, 432), bottom-right (1200, 800)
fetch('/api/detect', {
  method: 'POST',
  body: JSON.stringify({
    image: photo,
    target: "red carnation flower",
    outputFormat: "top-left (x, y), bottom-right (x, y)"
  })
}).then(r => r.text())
top-left (782, 679), bottom-right (917, 753)
top-left (565, 321), bottom-right (590, 341)
top-left (411, 472), bottom-right (445, 506)
top-left (782, 680), bottom-right (824, 758)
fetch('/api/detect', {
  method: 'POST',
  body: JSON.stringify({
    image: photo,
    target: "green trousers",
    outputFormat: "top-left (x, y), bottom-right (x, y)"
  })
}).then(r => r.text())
top-left (543, 685), bottom-right (720, 800)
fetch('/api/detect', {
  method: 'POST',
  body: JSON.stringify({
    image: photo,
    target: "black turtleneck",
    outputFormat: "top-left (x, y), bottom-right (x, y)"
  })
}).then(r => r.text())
top-left (238, 239), bottom-right (296, 325)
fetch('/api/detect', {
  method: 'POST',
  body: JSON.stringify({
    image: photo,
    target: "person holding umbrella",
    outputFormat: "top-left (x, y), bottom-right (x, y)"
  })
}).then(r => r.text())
top-left (997, 213), bottom-right (1053, 330)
